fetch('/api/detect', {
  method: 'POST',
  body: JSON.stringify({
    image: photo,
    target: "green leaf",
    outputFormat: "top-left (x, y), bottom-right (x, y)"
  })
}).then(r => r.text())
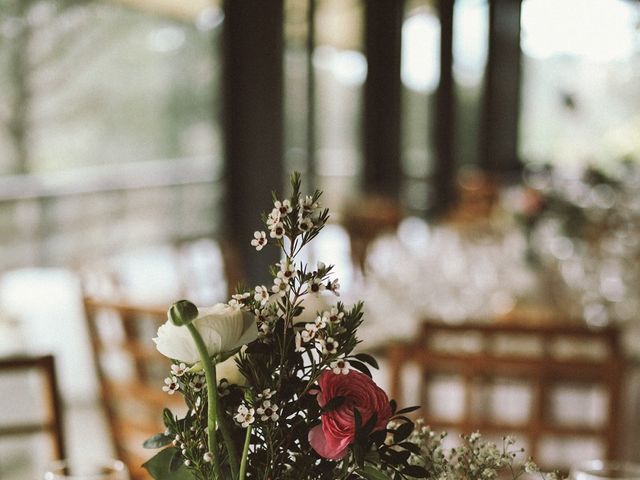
top-left (360, 412), bottom-right (378, 440)
top-left (399, 442), bottom-right (422, 455)
top-left (370, 429), bottom-right (387, 446)
top-left (403, 465), bottom-right (428, 478)
top-left (142, 448), bottom-right (196, 480)
top-left (169, 449), bottom-right (183, 472)
top-left (162, 408), bottom-right (174, 429)
top-left (354, 408), bottom-right (363, 432)
top-left (395, 405), bottom-right (420, 415)
top-left (323, 395), bottom-right (346, 413)
top-left (357, 465), bottom-right (392, 480)
top-left (354, 353), bottom-right (379, 370)
top-left (350, 360), bottom-right (372, 378)
top-left (393, 422), bottom-right (414, 443)
top-left (143, 433), bottom-right (171, 449)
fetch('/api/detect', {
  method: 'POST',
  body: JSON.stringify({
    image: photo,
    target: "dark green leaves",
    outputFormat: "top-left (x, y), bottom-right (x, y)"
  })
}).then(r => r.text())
top-left (403, 465), bottom-right (428, 478)
top-left (322, 395), bottom-right (346, 413)
top-left (393, 422), bottom-right (414, 443)
top-left (142, 448), bottom-right (196, 480)
top-left (395, 406), bottom-right (420, 415)
top-left (357, 465), bottom-right (392, 480)
top-left (143, 433), bottom-right (171, 449)
top-left (350, 360), bottom-right (373, 378)
top-left (353, 353), bottom-right (379, 370)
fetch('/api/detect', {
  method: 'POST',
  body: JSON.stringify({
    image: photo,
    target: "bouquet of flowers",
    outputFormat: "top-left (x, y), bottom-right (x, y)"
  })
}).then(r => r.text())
top-left (142, 173), bottom-right (560, 480)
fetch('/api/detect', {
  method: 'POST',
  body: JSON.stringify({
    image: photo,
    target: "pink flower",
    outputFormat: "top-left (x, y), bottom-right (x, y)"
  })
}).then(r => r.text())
top-left (308, 370), bottom-right (392, 460)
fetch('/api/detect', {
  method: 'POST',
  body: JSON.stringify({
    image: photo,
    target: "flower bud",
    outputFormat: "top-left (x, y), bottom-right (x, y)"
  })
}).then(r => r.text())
top-left (169, 300), bottom-right (198, 326)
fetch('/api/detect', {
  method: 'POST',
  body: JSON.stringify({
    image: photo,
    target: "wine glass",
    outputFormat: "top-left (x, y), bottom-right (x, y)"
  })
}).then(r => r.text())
top-left (43, 459), bottom-right (129, 480)
top-left (570, 460), bottom-right (640, 480)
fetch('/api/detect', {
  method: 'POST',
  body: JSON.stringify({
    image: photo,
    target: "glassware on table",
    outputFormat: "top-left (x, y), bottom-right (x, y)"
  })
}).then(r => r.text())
top-left (43, 459), bottom-right (129, 480)
top-left (570, 460), bottom-right (640, 480)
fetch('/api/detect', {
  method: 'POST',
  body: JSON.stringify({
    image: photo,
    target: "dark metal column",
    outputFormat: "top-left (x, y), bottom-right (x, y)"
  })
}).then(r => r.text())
top-left (480, 0), bottom-right (522, 178)
top-left (223, 0), bottom-right (284, 286)
top-left (305, 0), bottom-right (317, 192)
top-left (432, 0), bottom-right (456, 214)
top-left (363, 0), bottom-right (404, 198)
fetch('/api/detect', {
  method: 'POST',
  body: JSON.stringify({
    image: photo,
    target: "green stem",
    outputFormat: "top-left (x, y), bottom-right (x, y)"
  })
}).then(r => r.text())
top-left (218, 406), bottom-right (240, 478)
top-left (239, 424), bottom-right (252, 480)
top-left (185, 323), bottom-right (222, 480)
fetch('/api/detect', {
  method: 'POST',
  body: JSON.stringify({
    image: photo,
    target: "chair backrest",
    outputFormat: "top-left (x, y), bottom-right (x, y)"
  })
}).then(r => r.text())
top-left (83, 298), bottom-right (183, 480)
top-left (387, 321), bottom-right (624, 470)
top-left (0, 355), bottom-right (65, 474)
top-left (342, 195), bottom-right (403, 273)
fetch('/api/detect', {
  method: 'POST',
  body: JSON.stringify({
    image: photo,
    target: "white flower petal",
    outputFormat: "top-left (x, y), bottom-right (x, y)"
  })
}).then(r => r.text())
top-left (154, 303), bottom-right (257, 363)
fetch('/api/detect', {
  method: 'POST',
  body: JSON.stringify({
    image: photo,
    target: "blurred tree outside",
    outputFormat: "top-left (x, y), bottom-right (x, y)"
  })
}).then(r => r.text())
top-left (0, 0), bottom-right (221, 176)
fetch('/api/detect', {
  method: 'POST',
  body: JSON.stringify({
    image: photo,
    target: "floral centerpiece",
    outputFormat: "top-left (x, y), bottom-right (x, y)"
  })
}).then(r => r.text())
top-left (143, 173), bottom-right (561, 480)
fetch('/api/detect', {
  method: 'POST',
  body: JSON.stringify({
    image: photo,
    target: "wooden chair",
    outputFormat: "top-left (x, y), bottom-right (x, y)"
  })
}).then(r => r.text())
top-left (342, 195), bottom-right (403, 274)
top-left (83, 298), bottom-right (183, 480)
top-left (0, 355), bottom-right (65, 473)
top-left (387, 321), bottom-right (624, 470)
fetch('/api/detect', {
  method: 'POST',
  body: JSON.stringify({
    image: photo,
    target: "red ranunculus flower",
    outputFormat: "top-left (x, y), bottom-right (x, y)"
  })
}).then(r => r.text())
top-left (308, 370), bottom-right (392, 460)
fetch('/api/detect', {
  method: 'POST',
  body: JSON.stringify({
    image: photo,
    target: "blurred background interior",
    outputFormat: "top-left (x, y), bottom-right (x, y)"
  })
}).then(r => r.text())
top-left (1, 0), bottom-right (640, 478)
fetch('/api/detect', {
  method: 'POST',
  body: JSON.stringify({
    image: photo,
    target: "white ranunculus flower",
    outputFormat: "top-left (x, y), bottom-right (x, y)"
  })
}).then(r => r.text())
top-left (216, 353), bottom-right (246, 386)
top-left (153, 303), bottom-right (258, 364)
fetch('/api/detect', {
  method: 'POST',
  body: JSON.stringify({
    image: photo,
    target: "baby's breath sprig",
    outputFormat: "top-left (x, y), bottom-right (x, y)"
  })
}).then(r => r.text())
top-left (402, 422), bottom-right (566, 480)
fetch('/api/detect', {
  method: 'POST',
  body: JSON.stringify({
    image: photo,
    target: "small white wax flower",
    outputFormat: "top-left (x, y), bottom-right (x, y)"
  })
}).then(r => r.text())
top-left (162, 376), bottom-right (180, 395)
top-left (257, 400), bottom-right (280, 422)
top-left (257, 388), bottom-right (274, 400)
top-left (298, 217), bottom-right (313, 232)
top-left (254, 285), bottom-right (270, 305)
top-left (299, 195), bottom-right (318, 213)
top-left (171, 363), bottom-right (188, 377)
top-left (320, 337), bottom-right (339, 355)
top-left (234, 404), bottom-right (256, 428)
top-left (189, 375), bottom-right (205, 392)
top-left (277, 260), bottom-right (296, 281)
top-left (203, 452), bottom-right (213, 463)
top-left (328, 278), bottom-right (340, 296)
top-left (266, 208), bottom-right (280, 226)
top-left (251, 231), bottom-right (267, 251)
top-left (154, 303), bottom-right (258, 364)
top-left (231, 292), bottom-right (250, 303)
top-left (307, 278), bottom-right (325, 296)
top-left (274, 199), bottom-right (292, 215)
top-left (269, 222), bottom-right (285, 239)
top-left (327, 307), bottom-right (344, 324)
top-left (272, 277), bottom-right (290, 296)
top-left (218, 379), bottom-right (230, 397)
top-left (330, 359), bottom-right (351, 375)
top-left (301, 324), bottom-right (317, 343)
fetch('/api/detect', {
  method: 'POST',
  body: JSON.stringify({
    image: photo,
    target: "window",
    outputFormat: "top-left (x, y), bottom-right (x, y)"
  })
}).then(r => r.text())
top-left (284, 0), bottom-right (365, 213)
top-left (519, 0), bottom-right (640, 170)
top-left (401, 0), bottom-right (440, 213)
top-left (0, 0), bottom-right (221, 175)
